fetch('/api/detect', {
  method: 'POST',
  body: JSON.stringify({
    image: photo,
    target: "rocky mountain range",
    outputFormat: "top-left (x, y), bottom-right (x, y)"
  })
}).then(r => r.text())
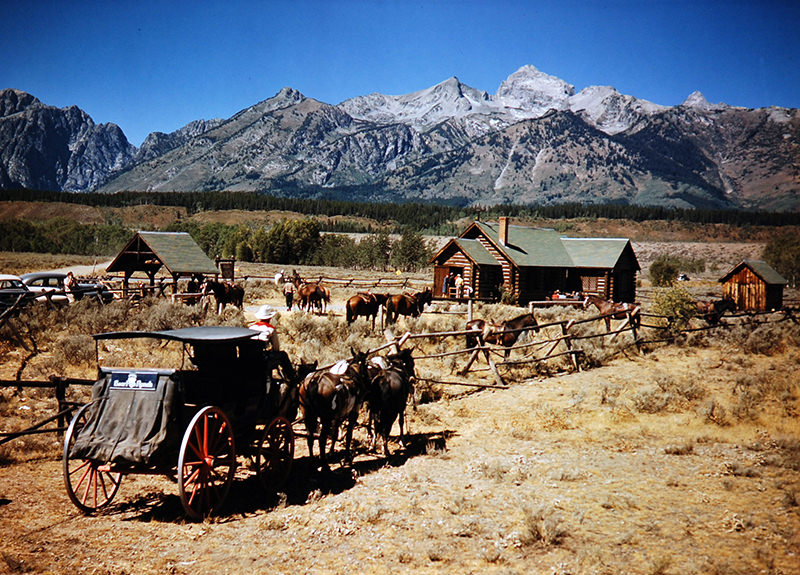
top-left (1, 65), bottom-right (798, 211)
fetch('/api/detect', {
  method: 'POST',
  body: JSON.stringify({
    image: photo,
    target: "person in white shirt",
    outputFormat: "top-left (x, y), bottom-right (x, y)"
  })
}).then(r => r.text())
top-left (249, 304), bottom-right (280, 351)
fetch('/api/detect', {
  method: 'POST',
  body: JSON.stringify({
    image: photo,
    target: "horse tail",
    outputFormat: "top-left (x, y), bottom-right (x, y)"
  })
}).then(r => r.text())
top-left (346, 301), bottom-right (354, 324)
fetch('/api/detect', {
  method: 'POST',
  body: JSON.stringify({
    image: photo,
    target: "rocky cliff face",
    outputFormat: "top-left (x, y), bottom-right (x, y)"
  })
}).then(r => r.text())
top-left (1, 66), bottom-right (798, 211)
top-left (0, 89), bottom-right (135, 191)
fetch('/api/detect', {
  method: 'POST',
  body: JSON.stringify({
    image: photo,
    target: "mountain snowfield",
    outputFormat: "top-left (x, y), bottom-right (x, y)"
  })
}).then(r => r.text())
top-left (1, 65), bottom-right (798, 211)
top-left (339, 65), bottom-right (668, 136)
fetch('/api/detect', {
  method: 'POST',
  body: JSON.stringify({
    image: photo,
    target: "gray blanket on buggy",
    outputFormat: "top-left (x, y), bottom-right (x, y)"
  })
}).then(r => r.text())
top-left (71, 369), bottom-right (183, 468)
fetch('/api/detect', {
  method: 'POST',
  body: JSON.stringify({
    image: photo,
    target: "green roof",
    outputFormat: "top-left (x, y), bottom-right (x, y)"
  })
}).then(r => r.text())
top-left (455, 238), bottom-right (500, 266)
top-left (475, 222), bottom-right (573, 267)
top-left (562, 238), bottom-right (637, 269)
top-left (106, 231), bottom-right (220, 276)
top-left (720, 260), bottom-right (787, 285)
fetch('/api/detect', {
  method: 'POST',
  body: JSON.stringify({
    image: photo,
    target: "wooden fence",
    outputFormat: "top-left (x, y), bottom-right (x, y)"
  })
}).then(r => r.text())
top-left (0, 376), bottom-right (93, 446)
top-left (2, 305), bottom-right (796, 446)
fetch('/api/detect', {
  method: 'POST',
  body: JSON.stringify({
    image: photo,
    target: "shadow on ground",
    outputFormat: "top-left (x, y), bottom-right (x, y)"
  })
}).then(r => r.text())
top-left (100, 429), bottom-right (455, 523)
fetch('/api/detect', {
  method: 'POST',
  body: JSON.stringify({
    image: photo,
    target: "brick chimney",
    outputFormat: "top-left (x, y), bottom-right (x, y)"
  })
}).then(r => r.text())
top-left (499, 217), bottom-right (509, 246)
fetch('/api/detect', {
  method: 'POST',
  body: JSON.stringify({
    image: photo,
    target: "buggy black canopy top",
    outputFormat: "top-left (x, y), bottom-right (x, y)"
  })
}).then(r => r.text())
top-left (93, 326), bottom-right (256, 344)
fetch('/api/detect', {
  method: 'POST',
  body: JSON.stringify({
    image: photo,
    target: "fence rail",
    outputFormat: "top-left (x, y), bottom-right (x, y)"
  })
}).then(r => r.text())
top-left (3, 305), bottom-right (795, 446)
top-left (0, 377), bottom-right (94, 446)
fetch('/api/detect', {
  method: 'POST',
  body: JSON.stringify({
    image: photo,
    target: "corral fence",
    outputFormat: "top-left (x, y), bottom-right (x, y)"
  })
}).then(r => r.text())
top-left (0, 376), bottom-right (93, 446)
top-left (3, 304), bottom-right (797, 446)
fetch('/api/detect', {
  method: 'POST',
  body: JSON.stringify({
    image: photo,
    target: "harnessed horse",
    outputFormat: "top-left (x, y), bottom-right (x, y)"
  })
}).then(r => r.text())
top-left (696, 298), bottom-right (736, 324)
top-left (385, 288), bottom-right (432, 324)
top-left (466, 312), bottom-right (540, 359)
top-left (367, 348), bottom-right (416, 456)
top-left (346, 292), bottom-right (388, 329)
top-left (299, 349), bottom-right (371, 469)
top-left (583, 294), bottom-right (640, 331)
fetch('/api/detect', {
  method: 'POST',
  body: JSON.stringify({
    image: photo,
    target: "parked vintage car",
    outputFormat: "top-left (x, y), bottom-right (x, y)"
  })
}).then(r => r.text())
top-left (20, 272), bottom-right (114, 304)
top-left (0, 274), bottom-right (36, 310)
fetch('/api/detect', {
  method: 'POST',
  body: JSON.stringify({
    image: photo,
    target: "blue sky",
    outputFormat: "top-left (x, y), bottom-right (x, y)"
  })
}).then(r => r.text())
top-left (2, 0), bottom-right (798, 146)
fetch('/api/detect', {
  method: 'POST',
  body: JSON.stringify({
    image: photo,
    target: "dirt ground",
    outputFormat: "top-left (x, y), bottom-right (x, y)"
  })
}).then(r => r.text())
top-left (1, 244), bottom-right (799, 575)
top-left (2, 336), bottom-right (799, 574)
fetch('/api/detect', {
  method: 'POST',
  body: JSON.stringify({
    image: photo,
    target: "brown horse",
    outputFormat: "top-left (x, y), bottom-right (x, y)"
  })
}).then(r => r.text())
top-left (696, 298), bottom-right (736, 324)
top-left (367, 348), bottom-right (416, 456)
top-left (466, 313), bottom-right (540, 359)
top-left (385, 288), bottom-right (432, 324)
top-left (299, 349), bottom-right (371, 469)
top-left (294, 277), bottom-right (329, 314)
top-left (264, 351), bottom-right (318, 424)
top-left (583, 294), bottom-right (640, 331)
top-left (202, 280), bottom-right (245, 313)
top-left (346, 292), bottom-right (388, 329)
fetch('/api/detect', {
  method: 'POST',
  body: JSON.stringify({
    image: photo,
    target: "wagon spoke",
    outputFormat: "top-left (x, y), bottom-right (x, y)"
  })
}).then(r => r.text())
top-left (178, 406), bottom-right (235, 520)
top-left (64, 405), bottom-right (123, 514)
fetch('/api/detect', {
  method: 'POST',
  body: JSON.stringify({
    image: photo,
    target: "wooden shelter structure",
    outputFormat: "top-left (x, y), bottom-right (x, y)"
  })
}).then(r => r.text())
top-left (719, 260), bottom-right (787, 311)
top-left (106, 232), bottom-right (220, 297)
top-left (430, 217), bottom-right (640, 304)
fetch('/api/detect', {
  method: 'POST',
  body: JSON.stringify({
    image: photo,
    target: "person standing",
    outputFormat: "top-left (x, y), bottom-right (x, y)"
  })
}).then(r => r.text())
top-left (282, 278), bottom-right (296, 310)
top-left (64, 271), bottom-right (80, 302)
top-left (442, 272), bottom-right (450, 296)
top-left (454, 273), bottom-right (464, 298)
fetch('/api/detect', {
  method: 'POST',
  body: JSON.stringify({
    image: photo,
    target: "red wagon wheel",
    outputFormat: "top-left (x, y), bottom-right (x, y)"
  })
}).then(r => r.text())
top-left (177, 406), bottom-right (236, 520)
top-left (63, 403), bottom-right (122, 513)
top-left (256, 416), bottom-right (294, 491)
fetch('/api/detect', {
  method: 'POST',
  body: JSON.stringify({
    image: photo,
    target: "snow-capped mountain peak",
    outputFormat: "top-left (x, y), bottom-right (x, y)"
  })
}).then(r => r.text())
top-left (682, 91), bottom-right (727, 111)
top-left (495, 64), bottom-right (575, 114)
top-left (339, 75), bottom-right (495, 128)
top-left (569, 85), bottom-right (666, 134)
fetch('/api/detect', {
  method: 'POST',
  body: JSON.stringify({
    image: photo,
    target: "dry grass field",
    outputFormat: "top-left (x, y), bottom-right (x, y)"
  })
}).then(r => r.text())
top-left (1, 245), bottom-right (799, 575)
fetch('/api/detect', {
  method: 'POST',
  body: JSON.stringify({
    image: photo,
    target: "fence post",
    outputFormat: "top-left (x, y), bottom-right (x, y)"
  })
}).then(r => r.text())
top-left (468, 299), bottom-right (473, 322)
top-left (53, 376), bottom-right (67, 437)
top-left (483, 337), bottom-right (506, 386)
top-left (562, 320), bottom-right (579, 372)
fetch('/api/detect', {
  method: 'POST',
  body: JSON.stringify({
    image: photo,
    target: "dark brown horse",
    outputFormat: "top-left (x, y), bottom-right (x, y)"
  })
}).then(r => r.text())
top-left (346, 292), bottom-right (389, 329)
top-left (583, 294), bottom-right (640, 331)
top-left (299, 349), bottom-right (371, 469)
top-left (696, 298), bottom-right (736, 324)
top-left (385, 288), bottom-right (432, 324)
top-left (367, 348), bottom-right (416, 456)
top-left (202, 280), bottom-right (245, 313)
top-left (466, 312), bottom-right (540, 359)
top-left (265, 351), bottom-right (318, 424)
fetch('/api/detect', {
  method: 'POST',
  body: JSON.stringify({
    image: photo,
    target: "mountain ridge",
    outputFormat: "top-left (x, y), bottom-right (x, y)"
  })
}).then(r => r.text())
top-left (1, 65), bottom-right (798, 211)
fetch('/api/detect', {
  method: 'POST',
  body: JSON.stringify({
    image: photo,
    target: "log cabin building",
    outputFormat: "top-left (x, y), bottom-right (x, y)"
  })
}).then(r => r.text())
top-left (719, 260), bottom-right (787, 311)
top-left (430, 217), bottom-right (640, 304)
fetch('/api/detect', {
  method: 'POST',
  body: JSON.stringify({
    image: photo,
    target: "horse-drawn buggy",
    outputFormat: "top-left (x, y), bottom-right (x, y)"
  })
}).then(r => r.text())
top-left (63, 326), bottom-right (298, 520)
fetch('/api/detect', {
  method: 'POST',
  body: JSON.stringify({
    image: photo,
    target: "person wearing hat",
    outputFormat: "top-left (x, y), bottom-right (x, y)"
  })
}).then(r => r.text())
top-left (250, 304), bottom-right (280, 351)
top-left (282, 277), bottom-right (296, 310)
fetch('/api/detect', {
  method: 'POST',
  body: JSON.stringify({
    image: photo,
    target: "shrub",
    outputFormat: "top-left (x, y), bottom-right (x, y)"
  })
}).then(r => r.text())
top-left (649, 256), bottom-right (680, 287)
top-left (653, 286), bottom-right (697, 332)
top-left (520, 504), bottom-right (568, 546)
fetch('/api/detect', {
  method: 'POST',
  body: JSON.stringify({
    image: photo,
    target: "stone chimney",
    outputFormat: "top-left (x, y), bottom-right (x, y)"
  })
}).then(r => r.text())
top-left (499, 217), bottom-right (509, 246)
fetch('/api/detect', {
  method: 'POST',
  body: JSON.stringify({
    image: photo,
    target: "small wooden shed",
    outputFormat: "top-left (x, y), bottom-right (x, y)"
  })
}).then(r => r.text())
top-left (719, 260), bottom-right (787, 311)
top-left (106, 231), bottom-right (220, 297)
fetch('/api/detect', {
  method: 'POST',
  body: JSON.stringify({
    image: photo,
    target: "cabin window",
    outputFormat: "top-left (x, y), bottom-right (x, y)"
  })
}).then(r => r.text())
top-left (581, 276), bottom-right (598, 292)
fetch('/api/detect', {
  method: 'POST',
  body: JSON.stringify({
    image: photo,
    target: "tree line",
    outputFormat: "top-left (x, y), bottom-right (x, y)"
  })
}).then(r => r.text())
top-left (0, 216), bottom-right (434, 272)
top-left (3, 189), bottom-right (800, 232)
